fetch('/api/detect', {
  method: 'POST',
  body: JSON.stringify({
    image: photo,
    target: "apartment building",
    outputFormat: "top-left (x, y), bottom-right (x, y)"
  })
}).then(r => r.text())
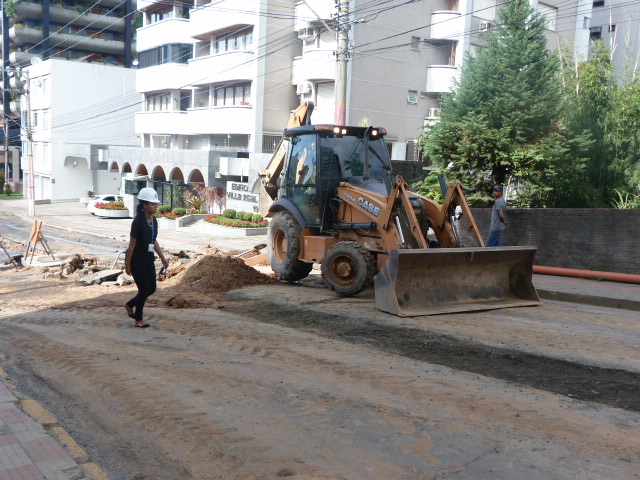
top-left (589, 0), bottom-right (640, 76)
top-left (22, 58), bottom-right (138, 201)
top-left (1, 0), bottom-right (137, 199)
top-left (293, 0), bottom-right (593, 162)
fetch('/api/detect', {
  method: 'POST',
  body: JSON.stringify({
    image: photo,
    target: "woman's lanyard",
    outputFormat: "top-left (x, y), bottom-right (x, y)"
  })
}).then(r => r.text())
top-left (147, 217), bottom-right (155, 252)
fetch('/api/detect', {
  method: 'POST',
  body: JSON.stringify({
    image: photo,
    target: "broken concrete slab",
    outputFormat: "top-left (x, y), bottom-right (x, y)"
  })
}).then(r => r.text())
top-left (80, 269), bottom-right (122, 286)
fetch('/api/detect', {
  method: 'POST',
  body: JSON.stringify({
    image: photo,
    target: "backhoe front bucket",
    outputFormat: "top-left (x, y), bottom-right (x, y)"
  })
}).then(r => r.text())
top-left (375, 246), bottom-right (540, 316)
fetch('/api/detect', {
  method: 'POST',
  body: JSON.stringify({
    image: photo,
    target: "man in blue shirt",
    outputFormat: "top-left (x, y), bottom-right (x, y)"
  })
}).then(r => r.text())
top-left (486, 184), bottom-right (508, 247)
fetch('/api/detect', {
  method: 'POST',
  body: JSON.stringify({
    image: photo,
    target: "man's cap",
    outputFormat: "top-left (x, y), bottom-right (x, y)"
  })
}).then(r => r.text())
top-left (493, 184), bottom-right (504, 192)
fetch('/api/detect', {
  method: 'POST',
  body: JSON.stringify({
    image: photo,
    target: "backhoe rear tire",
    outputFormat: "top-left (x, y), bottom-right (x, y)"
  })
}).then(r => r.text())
top-left (321, 241), bottom-right (375, 296)
top-left (268, 211), bottom-right (313, 282)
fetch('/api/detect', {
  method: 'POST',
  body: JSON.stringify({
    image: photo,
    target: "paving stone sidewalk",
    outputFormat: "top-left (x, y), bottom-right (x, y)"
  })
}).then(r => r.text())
top-left (0, 370), bottom-right (107, 480)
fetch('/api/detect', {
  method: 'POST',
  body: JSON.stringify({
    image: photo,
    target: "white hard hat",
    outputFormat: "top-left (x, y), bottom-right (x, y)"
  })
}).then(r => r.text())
top-left (137, 187), bottom-right (160, 203)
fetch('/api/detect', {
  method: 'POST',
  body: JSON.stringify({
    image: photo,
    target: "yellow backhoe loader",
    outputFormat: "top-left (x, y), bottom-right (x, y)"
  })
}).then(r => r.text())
top-left (258, 102), bottom-right (539, 316)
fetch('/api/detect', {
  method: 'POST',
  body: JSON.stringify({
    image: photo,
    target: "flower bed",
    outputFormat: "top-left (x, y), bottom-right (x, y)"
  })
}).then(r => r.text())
top-left (95, 201), bottom-right (127, 210)
top-left (197, 214), bottom-right (268, 237)
top-left (204, 214), bottom-right (268, 229)
top-left (94, 201), bottom-right (130, 218)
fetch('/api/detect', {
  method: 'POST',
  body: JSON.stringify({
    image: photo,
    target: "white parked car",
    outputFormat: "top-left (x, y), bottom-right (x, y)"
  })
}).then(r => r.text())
top-left (87, 194), bottom-right (123, 215)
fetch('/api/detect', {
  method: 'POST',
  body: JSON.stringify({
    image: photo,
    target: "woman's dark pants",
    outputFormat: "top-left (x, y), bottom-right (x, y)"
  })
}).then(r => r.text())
top-left (128, 260), bottom-right (156, 321)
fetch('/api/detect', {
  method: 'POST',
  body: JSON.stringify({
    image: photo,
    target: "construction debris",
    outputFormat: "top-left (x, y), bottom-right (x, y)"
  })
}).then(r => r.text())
top-left (81, 269), bottom-right (123, 286)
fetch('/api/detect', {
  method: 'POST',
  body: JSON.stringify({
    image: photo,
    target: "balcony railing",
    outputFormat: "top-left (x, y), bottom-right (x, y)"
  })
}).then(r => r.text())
top-left (430, 11), bottom-right (464, 41)
top-left (426, 65), bottom-right (459, 93)
top-left (14, 2), bottom-right (125, 32)
top-left (9, 26), bottom-right (125, 55)
top-left (187, 51), bottom-right (256, 86)
top-left (189, 1), bottom-right (257, 39)
top-left (292, 50), bottom-right (335, 84)
top-left (135, 107), bottom-right (255, 136)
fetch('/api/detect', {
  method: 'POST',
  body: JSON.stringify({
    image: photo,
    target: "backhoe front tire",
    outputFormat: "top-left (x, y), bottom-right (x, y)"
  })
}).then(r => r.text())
top-left (321, 241), bottom-right (375, 296)
top-left (268, 211), bottom-right (313, 282)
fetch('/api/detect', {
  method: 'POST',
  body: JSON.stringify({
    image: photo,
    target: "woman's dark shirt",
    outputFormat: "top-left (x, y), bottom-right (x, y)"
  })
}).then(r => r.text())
top-left (130, 214), bottom-right (158, 264)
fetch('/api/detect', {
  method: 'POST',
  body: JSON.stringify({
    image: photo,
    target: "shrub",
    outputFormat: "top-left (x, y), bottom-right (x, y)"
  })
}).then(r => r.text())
top-left (251, 213), bottom-right (263, 223)
top-left (236, 211), bottom-right (250, 220)
top-left (172, 207), bottom-right (187, 217)
top-left (223, 209), bottom-right (236, 219)
top-left (157, 205), bottom-right (171, 214)
top-left (4, 183), bottom-right (12, 195)
top-left (186, 208), bottom-right (207, 214)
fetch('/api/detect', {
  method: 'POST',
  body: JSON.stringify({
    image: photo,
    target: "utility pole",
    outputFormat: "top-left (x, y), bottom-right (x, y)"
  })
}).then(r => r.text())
top-left (5, 64), bottom-right (34, 215)
top-left (2, 1), bottom-right (10, 185)
top-left (334, 0), bottom-right (349, 125)
top-left (23, 68), bottom-right (34, 216)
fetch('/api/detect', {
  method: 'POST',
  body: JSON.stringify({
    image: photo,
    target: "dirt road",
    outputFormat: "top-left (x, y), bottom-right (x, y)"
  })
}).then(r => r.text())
top-left (1, 251), bottom-right (639, 480)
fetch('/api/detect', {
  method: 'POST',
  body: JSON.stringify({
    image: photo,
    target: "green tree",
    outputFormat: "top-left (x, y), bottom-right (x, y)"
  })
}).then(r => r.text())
top-left (559, 42), bottom-right (619, 206)
top-left (608, 77), bottom-right (640, 197)
top-left (420, 0), bottom-right (590, 206)
top-left (560, 41), bottom-right (640, 206)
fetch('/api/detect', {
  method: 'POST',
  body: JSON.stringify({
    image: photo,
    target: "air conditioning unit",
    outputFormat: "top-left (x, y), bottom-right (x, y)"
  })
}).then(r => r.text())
top-left (428, 107), bottom-right (442, 118)
top-left (297, 27), bottom-right (317, 41)
top-left (296, 82), bottom-right (312, 95)
top-left (479, 21), bottom-right (491, 33)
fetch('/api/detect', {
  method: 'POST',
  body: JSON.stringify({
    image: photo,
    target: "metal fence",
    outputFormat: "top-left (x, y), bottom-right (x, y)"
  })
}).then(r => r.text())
top-left (151, 181), bottom-right (188, 210)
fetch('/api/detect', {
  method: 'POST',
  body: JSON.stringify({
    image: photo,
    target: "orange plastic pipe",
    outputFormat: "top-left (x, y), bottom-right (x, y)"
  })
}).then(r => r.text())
top-left (533, 265), bottom-right (640, 285)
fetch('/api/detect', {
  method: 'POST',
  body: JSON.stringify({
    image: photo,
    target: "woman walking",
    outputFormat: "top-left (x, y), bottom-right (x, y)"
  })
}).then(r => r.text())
top-left (124, 187), bottom-right (169, 328)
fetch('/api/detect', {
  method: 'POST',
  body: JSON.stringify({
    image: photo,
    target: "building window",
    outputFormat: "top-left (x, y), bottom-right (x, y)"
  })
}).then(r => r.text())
top-left (214, 82), bottom-right (251, 106)
top-left (589, 26), bottom-right (602, 39)
top-left (179, 90), bottom-right (192, 111)
top-left (583, 17), bottom-right (590, 29)
top-left (214, 28), bottom-right (254, 53)
top-left (262, 134), bottom-right (281, 153)
top-left (593, 0), bottom-right (604, 7)
top-left (538, 3), bottom-right (557, 31)
top-left (407, 90), bottom-right (418, 104)
top-left (145, 91), bottom-right (171, 111)
top-left (411, 36), bottom-right (420, 51)
top-left (608, 24), bottom-right (616, 33)
top-left (448, 0), bottom-right (459, 11)
top-left (147, 6), bottom-right (174, 24)
top-left (138, 43), bottom-right (192, 68)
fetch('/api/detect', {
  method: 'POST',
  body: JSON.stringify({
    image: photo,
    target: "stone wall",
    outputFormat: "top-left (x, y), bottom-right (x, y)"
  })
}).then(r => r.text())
top-left (468, 208), bottom-right (640, 274)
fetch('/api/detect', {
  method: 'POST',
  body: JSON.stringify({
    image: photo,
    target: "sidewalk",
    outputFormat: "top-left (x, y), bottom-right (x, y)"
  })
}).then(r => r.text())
top-left (0, 369), bottom-right (107, 480)
top-left (0, 199), bottom-right (265, 253)
top-left (2, 199), bottom-right (639, 311)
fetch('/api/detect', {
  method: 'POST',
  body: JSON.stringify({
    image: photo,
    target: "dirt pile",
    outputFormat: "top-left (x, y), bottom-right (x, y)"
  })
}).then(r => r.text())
top-left (161, 250), bottom-right (276, 308)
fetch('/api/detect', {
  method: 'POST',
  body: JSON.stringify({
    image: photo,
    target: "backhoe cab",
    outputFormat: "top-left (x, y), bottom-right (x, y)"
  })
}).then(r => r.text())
top-left (258, 103), bottom-right (539, 316)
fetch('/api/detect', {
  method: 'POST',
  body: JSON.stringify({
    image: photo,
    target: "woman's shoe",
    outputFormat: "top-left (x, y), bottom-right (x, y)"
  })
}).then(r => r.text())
top-left (134, 321), bottom-right (150, 328)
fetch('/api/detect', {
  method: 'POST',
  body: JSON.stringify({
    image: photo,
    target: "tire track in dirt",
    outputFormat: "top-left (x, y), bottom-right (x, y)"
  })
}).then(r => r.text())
top-left (226, 298), bottom-right (640, 413)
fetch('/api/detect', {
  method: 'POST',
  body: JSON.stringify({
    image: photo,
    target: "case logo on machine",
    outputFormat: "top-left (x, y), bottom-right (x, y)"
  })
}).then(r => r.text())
top-left (357, 197), bottom-right (380, 217)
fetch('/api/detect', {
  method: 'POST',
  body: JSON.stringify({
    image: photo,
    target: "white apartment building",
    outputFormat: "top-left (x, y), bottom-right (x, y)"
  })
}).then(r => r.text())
top-left (589, 0), bottom-right (640, 76)
top-left (133, 0), bottom-right (296, 160)
top-left (23, 59), bottom-right (138, 201)
top-left (293, 0), bottom-right (593, 161)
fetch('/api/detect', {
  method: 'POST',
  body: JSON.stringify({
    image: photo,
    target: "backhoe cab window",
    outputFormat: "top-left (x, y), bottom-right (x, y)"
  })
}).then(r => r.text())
top-left (285, 134), bottom-right (320, 225)
top-left (319, 134), bottom-right (391, 181)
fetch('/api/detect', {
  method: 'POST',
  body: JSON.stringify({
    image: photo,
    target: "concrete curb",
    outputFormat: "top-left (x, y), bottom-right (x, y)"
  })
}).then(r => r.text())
top-left (537, 289), bottom-right (640, 311)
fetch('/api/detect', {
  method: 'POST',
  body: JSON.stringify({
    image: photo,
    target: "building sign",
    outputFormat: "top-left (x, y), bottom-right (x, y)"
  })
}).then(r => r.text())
top-left (226, 181), bottom-right (260, 213)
